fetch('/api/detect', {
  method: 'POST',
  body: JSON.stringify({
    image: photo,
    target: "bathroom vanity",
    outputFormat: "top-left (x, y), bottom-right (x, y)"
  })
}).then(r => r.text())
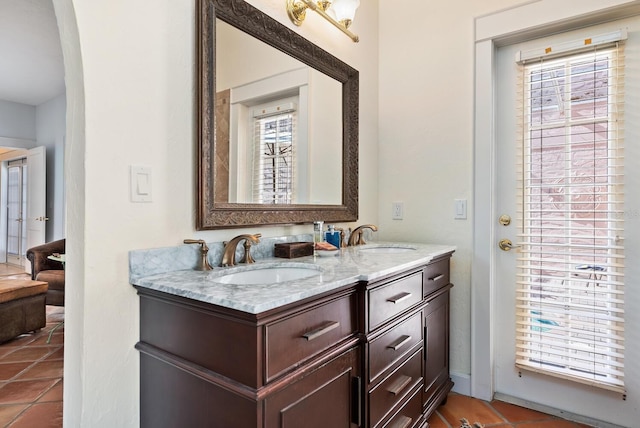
top-left (132, 242), bottom-right (454, 427)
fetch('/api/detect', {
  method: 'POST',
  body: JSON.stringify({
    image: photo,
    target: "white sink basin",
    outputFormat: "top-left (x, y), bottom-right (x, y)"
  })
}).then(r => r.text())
top-left (211, 266), bottom-right (321, 285)
top-left (358, 246), bottom-right (416, 254)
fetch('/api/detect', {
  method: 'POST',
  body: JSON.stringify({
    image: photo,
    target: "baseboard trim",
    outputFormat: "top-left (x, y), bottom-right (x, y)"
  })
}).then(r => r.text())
top-left (493, 392), bottom-right (626, 428)
top-left (450, 371), bottom-right (471, 396)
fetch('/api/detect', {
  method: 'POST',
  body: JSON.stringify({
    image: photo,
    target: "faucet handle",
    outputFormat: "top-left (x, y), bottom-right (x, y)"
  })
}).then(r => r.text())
top-left (184, 238), bottom-right (207, 249)
top-left (240, 240), bottom-right (256, 264)
top-left (239, 234), bottom-right (261, 264)
top-left (183, 239), bottom-right (213, 271)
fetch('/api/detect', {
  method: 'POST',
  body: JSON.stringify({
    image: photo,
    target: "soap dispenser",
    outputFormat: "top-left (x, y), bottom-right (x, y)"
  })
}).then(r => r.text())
top-left (324, 224), bottom-right (341, 249)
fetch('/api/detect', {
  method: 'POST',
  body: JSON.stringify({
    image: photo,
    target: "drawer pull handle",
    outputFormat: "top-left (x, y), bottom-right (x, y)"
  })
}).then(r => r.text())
top-left (387, 292), bottom-right (412, 304)
top-left (387, 335), bottom-right (412, 351)
top-left (390, 415), bottom-right (413, 428)
top-left (429, 274), bottom-right (444, 282)
top-left (387, 374), bottom-right (413, 396)
top-left (302, 321), bottom-right (340, 341)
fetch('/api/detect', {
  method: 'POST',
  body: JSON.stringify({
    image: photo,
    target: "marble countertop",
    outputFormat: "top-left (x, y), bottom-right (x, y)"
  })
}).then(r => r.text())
top-left (131, 242), bottom-right (456, 314)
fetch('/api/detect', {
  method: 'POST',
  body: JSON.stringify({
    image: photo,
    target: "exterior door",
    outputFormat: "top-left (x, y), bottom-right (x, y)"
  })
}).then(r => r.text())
top-left (493, 19), bottom-right (631, 418)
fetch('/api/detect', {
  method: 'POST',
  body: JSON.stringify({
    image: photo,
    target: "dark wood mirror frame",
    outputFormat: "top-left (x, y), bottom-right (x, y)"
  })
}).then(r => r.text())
top-left (197, 0), bottom-right (359, 229)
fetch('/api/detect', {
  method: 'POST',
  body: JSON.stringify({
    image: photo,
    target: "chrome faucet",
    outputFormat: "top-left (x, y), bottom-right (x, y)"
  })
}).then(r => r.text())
top-left (183, 239), bottom-right (213, 271)
top-left (220, 234), bottom-right (262, 267)
top-left (347, 224), bottom-right (378, 246)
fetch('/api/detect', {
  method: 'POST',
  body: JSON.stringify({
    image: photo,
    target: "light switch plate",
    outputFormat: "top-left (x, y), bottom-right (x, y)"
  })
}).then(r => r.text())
top-left (131, 165), bottom-right (152, 202)
top-left (454, 199), bottom-right (467, 219)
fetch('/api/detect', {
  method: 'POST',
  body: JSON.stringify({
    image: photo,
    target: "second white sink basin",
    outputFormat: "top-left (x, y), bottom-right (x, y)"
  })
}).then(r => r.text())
top-left (212, 266), bottom-right (321, 285)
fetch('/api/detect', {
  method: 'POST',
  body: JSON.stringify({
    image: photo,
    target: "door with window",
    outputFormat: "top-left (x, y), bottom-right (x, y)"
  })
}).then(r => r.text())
top-left (494, 22), bottom-right (629, 411)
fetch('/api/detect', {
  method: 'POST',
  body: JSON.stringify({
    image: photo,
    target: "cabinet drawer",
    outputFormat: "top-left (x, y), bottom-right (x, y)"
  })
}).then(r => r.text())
top-left (423, 257), bottom-right (450, 297)
top-left (264, 347), bottom-right (360, 428)
top-left (369, 349), bottom-right (423, 427)
top-left (265, 293), bottom-right (357, 382)
top-left (369, 272), bottom-right (423, 330)
top-left (382, 385), bottom-right (423, 428)
top-left (369, 311), bottom-right (423, 384)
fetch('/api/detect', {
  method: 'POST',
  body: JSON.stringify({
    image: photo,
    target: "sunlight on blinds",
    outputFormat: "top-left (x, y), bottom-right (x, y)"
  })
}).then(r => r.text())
top-left (252, 104), bottom-right (297, 204)
top-left (514, 43), bottom-right (625, 393)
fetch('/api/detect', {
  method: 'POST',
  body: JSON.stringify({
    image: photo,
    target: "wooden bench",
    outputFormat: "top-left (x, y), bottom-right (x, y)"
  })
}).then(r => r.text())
top-left (0, 279), bottom-right (48, 344)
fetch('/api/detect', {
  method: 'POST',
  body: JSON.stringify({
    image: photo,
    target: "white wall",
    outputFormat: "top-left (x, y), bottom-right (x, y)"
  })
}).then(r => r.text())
top-left (36, 93), bottom-right (66, 241)
top-left (0, 99), bottom-right (36, 141)
top-left (58, 0), bottom-right (379, 426)
top-left (378, 0), bottom-right (523, 382)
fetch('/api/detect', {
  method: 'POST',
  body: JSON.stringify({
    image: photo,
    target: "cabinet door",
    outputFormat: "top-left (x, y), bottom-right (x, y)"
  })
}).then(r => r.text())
top-left (264, 347), bottom-right (361, 428)
top-left (423, 291), bottom-right (450, 408)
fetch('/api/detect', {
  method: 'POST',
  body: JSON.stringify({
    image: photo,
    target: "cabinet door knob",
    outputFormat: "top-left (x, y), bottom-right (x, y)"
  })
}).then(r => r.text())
top-left (428, 274), bottom-right (444, 282)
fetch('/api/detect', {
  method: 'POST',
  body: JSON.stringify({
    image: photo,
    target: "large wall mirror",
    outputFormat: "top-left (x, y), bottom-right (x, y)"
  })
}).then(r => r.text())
top-left (197, 0), bottom-right (359, 229)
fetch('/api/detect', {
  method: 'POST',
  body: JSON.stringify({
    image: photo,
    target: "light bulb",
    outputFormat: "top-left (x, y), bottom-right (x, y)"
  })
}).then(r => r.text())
top-left (328, 0), bottom-right (360, 28)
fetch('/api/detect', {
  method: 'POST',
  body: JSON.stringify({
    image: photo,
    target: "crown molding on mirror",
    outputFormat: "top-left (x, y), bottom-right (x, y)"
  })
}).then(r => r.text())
top-left (197, 0), bottom-right (359, 229)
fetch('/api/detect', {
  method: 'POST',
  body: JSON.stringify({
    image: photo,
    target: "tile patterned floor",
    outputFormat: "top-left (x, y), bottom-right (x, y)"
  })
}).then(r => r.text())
top-left (0, 306), bottom-right (63, 428)
top-left (427, 393), bottom-right (593, 428)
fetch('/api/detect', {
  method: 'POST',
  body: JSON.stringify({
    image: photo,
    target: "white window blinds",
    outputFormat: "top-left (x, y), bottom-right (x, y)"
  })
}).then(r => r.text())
top-left (514, 40), bottom-right (625, 393)
top-left (252, 103), bottom-right (297, 204)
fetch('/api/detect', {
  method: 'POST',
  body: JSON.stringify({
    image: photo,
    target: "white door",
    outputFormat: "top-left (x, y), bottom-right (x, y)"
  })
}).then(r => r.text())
top-left (25, 146), bottom-right (47, 271)
top-left (493, 19), bottom-right (632, 419)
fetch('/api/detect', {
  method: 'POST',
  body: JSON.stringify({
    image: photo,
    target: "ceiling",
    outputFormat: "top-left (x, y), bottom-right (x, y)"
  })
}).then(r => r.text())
top-left (0, 0), bottom-right (64, 106)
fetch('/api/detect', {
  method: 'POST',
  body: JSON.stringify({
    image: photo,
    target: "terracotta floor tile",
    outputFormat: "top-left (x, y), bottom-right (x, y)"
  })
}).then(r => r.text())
top-left (37, 380), bottom-right (63, 403)
top-left (44, 348), bottom-right (64, 361)
top-left (16, 360), bottom-right (63, 380)
top-left (516, 420), bottom-right (582, 428)
top-left (0, 348), bottom-right (18, 358)
top-left (427, 411), bottom-right (450, 428)
top-left (439, 394), bottom-right (506, 427)
top-left (8, 401), bottom-right (63, 428)
top-left (0, 334), bottom-right (37, 348)
top-left (30, 333), bottom-right (63, 346)
top-left (0, 379), bottom-right (58, 405)
top-left (0, 404), bottom-right (28, 426)
top-left (491, 400), bottom-right (554, 423)
top-left (1, 347), bottom-right (58, 363)
top-left (0, 362), bottom-right (31, 381)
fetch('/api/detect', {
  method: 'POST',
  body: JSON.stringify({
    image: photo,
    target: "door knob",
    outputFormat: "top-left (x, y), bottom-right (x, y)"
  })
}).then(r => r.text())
top-left (498, 239), bottom-right (520, 251)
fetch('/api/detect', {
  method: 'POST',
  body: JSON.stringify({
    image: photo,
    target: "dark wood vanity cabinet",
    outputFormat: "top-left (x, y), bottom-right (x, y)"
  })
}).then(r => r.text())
top-left (135, 252), bottom-right (453, 428)
top-left (422, 254), bottom-right (454, 416)
top-left (362, 253), bottom-right (453, 428)
top-left (136, 285), bottom-right (361, 428)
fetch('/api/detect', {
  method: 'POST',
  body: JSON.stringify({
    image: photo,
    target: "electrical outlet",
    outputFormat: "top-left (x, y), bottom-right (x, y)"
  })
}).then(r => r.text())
top-left (392, 202), bottom-right (404, 220)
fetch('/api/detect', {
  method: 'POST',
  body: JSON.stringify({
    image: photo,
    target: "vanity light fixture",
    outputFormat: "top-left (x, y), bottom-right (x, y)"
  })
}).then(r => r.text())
top-left (286, 0), bottom-right (360, 43)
